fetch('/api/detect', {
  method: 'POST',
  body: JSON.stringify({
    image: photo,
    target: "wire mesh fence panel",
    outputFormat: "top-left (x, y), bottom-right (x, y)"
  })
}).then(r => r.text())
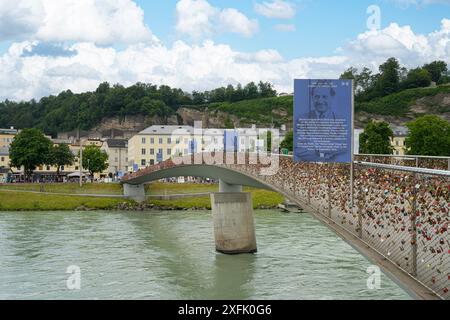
top-left (415, 174), bottom-right (449, 299)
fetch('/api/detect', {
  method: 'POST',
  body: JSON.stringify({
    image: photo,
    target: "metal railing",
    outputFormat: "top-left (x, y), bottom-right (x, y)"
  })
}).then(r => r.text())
top-left (355, 154), bottom-right (450, 171)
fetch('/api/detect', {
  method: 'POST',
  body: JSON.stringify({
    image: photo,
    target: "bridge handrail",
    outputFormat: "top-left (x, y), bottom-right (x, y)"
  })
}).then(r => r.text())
top-left (356, 153), bottom-right (450, 160)
top-left (355, 161), bottom-right (450, 177)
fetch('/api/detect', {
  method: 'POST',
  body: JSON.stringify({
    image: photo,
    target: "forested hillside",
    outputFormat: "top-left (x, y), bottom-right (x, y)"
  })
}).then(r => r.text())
top-left (1, 58), bottom-right (449, 135)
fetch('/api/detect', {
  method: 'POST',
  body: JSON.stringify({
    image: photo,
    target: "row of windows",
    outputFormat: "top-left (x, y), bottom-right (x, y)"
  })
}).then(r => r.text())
top-left (142, 137), bottom-right (173, 144)
top-left (140, 137), bottom-right (223, 145)
top-left (141, 148), bottom-right (171, 156)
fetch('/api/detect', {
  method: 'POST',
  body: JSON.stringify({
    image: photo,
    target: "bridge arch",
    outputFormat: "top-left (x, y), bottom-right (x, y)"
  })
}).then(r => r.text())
top-left (122, 164), bottom-right (275, 191)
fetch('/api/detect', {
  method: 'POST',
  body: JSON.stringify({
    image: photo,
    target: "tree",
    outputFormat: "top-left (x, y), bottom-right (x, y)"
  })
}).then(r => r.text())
top-left (423, 61), bottom-right (447, 83)
top-left (244, 82), bottom-right (259, 100)
top-left (405, 115), bottom-right (450, 156)
top-left (81, 145), bottom-right (108, 180)
top-left (49, 144), bottom-right (75, 179)
top-left (340, 67), bottom-right (359, 95)
top-left (9, 128), bottom-right (53, 181)
top-left (402, 68), bottom-right (432, 89)
top-left (280, 130), bottom-right (293, 151)
top-left (376, 57), bottom-right (401, 96)
top-left (257, 81), bottom-right (277, 98)
top-left (359, 121), bottom-right (394, 155)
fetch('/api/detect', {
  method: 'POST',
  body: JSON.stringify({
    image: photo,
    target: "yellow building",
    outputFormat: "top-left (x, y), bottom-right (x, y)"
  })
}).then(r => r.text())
top-left (0, 127), bottom-right (18, 149)
top-left (391, 126), bottom-right (409, 156)
top-left (128, 125), bottom-right (195, 171)
top-left (32, 138), bottom-right (107, 181)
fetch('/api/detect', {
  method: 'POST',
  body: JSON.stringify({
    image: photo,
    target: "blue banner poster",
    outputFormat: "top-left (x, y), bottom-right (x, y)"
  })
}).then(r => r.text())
top-left (293, 79), bottom-right (353, 163)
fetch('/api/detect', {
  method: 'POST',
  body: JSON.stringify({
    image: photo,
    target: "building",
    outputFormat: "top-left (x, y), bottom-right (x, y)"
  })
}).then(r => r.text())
top-left (101, 139), bottom-right (130, 178)
top-left (0, 127), bottom-right (18, 149)
top-left (391, 126), bottom-right (409, 156)
top-left (0, 147), bottom-right (10, 169)
top-left (128, 125), bottom-right (195, 171)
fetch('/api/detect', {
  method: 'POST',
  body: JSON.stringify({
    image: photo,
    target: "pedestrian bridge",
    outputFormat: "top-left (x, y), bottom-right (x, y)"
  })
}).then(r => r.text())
top-left (122, 153), bottom-right (449, 300)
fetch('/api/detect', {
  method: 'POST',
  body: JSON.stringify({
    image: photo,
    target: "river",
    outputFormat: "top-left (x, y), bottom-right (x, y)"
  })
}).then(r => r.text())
top-left (0, 210), bottom-right (411, 299)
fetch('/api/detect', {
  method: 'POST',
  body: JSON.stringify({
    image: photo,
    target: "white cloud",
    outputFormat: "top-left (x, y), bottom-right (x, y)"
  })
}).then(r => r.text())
top-left (175, 0), bottom-right (258, 40)
top-left (0, 0), bottom-right (156, 45)
top-left (0, 0), bottom-right (44, 41)
top-left (274, 24), bottom-right (296, 32)
top-left (254, 0), bottom-right (296, 19)
top-left (1, 20), bottom-right (450, 102)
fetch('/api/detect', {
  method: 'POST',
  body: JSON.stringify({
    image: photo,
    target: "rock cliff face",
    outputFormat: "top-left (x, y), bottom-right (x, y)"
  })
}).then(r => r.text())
top-left (176, 107), bottom-right (241, 127)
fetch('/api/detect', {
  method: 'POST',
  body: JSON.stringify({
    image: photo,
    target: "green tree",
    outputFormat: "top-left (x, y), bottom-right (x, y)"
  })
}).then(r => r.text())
top-left (49, 144), bottom-right (75, 179)
top-left (376, 57), bottom-right (401, 97)
top-left (81, 145), bottom-right (108, 180)
top-left (244, 82), bottom-right (259, 100)
top-left (405, 115), bottom-right (450, 156)
top-left (9, 128), bottom-right (53, 181)
top-left (359, 121), bottom-right (394, 155)
top-left (423, 61), bottom-right (447, 83)
top-left (402, 68), bottom-right (432, 89)
top-left (280, 130), bottom-right (293, 151)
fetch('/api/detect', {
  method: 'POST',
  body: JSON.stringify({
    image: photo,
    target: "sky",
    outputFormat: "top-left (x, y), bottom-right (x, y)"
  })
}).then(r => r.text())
top-left (0, 0), bottom-right (449, 101)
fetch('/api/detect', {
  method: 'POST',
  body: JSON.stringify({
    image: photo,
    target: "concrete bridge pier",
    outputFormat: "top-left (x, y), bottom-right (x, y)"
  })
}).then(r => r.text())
top-left (219, 179), bottom-right (243, 193)
top-left (211, 192), bottom-right (257, 254)
top-left (123, 183), bottom-right (146, 202)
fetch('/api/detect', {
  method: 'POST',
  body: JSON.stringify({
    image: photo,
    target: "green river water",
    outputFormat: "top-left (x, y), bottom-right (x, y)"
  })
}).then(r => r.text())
top-left (0, 210), bottom-right (411, 299)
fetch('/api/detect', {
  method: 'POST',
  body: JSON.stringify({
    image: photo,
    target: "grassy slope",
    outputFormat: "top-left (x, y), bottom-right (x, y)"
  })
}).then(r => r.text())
top-left (356, 85), bottom-right (450, 116)
top-left (0, 190), bottom-right (131, 211)
top-left (194, 85), bottom-right (450, 122)
top-left (196, 96), bottom-right (293, 126)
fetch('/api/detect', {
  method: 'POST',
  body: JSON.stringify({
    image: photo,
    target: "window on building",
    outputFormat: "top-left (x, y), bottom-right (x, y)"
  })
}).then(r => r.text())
top-left (142, 137), bottom-right (146, 144)
top-left (126, 157), bottom-right (128, 162)
top-left (396, 140), bottom-right (399, 146)
top-left (75, 166), bottom-right (79, 170)
top-left (115, 157), bottom-right (118, 162)
top-left (167, 148), bottom-right (171, 155)
top-left (150, 159), bottom-right (155, 165)
top-left (61, 166), bottom-right (64, 171)
top-left (141, 159), bottom-right (146, 166)
top-left (0, 157), bottom-right (3, 162)
top-left (141, 148), bottom-right (146, 155)
top-left (150, 138), bottom-right (155, 144)
top-left (167, 137), bottom-right (171, 144)
top-left (158, 148), bottom-right (163, 155)
top-left (150, 149), bottom-right (154, 155)
top-left (176, 138), bottom-right (180, 144)
top-left (159, 138), bottom-right (163, 144)
top-left (46, 166), bottom-right (51, 171)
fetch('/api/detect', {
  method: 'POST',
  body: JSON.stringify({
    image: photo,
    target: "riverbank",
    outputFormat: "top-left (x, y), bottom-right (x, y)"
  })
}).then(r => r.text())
top-left (0, 183), bottom-right (284, 211)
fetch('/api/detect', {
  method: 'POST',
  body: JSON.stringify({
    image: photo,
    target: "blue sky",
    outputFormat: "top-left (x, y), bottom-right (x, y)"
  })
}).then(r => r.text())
top-left (0, 0), bottom-right (449, 101)
top-left (132, 0), bottom-right (449, 58)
